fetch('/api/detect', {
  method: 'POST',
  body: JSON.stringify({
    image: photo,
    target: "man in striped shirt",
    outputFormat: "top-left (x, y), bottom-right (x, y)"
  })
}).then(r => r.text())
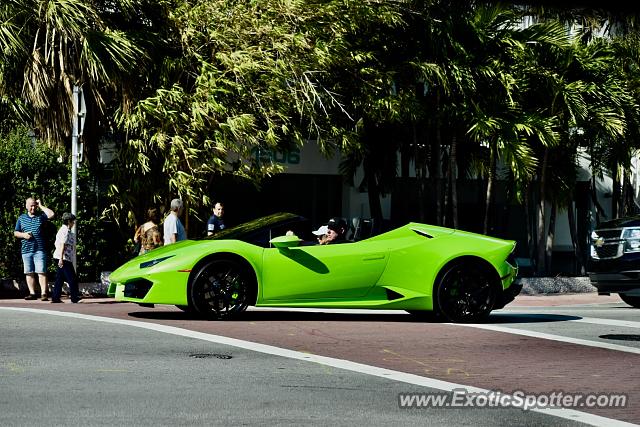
top-left (14, 198), bottom-right (55, 300)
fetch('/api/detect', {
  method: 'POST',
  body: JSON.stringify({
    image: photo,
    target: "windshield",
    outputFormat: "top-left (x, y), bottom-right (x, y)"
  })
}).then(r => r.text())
top-left (204, 212), bottom-right (309, 247)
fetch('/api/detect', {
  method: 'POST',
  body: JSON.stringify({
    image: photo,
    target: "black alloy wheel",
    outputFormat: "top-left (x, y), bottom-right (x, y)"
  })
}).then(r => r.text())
top-left (619, 293), bottom-right (640, 308)
top-left (435, 263), bottom-right (497, 323)
top-left (189, 259), bottom-right (252, 319)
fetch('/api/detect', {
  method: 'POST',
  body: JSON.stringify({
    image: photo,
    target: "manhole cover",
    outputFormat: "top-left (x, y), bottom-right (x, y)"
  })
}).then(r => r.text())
top-left (189, 353), bottom-right (232, 359)
top-left (599, 334), bottom-right (640, 341)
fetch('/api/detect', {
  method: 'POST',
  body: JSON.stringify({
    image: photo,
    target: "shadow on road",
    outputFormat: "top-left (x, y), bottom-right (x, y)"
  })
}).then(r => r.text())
top-left (127, 310), bottom-right (417, 322)
top-left (127, 309), bottom-right (581, 324)
top-left (599, 334), bottom-right (640, 341)
top-left (487, 313), bottom-right (582, 323)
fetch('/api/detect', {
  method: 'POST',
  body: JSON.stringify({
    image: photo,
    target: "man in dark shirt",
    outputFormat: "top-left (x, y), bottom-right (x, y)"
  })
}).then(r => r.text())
top-left (207, 202), bottom-right (225, 236)
top-left (14, 198), bottom-right (55, 300)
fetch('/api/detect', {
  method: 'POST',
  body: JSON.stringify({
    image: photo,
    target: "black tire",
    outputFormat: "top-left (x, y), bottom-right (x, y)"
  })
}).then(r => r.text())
top-left (434, 262), bottom-right (498, 323)
top-left (619, 294), bottom-right (640, 308)
top-left (188, 258), bottom-right (253, 319)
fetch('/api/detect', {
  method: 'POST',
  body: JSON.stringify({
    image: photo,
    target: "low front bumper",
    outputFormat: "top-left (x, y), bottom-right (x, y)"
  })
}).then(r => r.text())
top-left (589, 272), bottom-right (640, 294)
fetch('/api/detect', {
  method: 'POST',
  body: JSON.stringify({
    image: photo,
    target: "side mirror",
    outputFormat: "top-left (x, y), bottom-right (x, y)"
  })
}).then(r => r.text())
top-left (270, 235), bottom-right (301, 249)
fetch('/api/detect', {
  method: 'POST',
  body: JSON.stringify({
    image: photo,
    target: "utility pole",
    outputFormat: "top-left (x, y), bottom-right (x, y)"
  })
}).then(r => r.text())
top-left (71, 85), bottom-right (86, 269)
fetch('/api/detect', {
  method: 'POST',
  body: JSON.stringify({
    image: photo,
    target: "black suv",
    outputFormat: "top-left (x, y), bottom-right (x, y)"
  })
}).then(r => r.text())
top-left (589, 216), bottom-right (640, 308)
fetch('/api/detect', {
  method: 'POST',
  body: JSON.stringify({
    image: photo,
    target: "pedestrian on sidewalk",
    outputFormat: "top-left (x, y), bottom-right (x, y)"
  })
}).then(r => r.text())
top-left (51, 213), bottom-right (80, 303)
top-left (133, 207), bottom-right (163, 255)
top-left (14, 197), bottom-right (55, 300)
top-left (163, 198), bottom-right (186, 245)
top-left (206, 201), bottom-right (225, 236)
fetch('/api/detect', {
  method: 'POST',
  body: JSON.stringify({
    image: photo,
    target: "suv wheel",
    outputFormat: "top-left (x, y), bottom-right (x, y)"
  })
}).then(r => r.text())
top-left (619, 293), bottom-right (640, 308)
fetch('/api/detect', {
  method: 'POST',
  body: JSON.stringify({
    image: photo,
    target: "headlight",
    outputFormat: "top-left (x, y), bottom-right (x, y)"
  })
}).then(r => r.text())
top-left (140, 255), bottom-right (174, 269)
top-left (623, 228), bottom-right (640, 253)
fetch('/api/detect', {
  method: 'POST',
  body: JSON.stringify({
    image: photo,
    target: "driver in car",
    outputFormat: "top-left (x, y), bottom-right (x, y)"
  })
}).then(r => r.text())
top-left (321, 217), bottom-right (347, 245)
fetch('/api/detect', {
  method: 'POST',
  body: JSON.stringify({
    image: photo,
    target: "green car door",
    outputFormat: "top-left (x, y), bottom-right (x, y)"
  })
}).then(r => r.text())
top-left (260, 240), bottom-right (389, 301)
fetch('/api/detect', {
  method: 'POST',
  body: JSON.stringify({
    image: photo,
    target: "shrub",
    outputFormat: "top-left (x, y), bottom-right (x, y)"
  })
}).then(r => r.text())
top-left (0, 127), bottom-right (127, 282)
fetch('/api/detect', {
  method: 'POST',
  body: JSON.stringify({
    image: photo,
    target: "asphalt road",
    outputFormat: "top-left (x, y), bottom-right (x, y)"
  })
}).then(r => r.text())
top-left (0, 293), bottom-right (637, 426)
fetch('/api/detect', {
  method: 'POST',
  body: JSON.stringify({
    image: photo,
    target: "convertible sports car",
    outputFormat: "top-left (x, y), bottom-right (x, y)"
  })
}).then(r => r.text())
top-left (108, 212), bottom-right (520, 322)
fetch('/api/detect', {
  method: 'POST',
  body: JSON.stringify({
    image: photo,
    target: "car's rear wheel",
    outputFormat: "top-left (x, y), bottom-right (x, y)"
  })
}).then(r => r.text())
top-left (435, 262), bottom-right (498, 323)
top-left (188, 259), bottom-right (252, 319)
top-left (619, 293), bottom-right (640, 308)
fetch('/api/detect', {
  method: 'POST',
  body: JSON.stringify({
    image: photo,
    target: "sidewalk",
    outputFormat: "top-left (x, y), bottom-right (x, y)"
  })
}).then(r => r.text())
top-left (0, 279), bottom-right (107, 300)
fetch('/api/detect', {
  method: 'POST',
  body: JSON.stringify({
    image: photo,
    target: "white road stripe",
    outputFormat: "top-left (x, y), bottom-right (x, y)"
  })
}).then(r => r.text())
top-left (0, 307), bottom-right (633, 427)
top-left (256, 307), bottom-right (640, 353)
top-left (501, 313), bottom-right (640, 330)
top-left (452, 322), bottom-right (640, 355)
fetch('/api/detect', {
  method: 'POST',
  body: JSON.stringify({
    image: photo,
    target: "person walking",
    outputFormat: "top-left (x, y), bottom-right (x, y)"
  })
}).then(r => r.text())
top-left (163, 198), bottom-right (186, 245)
top-left (206, 202), bottom-right (225, 236)
top-left (51, 213), bottom-right (80, 303)
top-left (14, 197), bottom-right (55, 300)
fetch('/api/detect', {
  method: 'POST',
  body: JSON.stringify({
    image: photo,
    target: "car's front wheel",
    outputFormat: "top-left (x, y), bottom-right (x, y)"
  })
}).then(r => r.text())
top-left (188, 258), bottom-right (253, 319)
top-left (619, 293), bottom-right (640, 308)
top-left (434, 262), bottom-right (498, 323)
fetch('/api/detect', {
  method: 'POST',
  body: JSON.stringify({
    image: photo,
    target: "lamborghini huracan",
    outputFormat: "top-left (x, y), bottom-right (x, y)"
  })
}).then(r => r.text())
top-left (107, 212), bottom-right (520, 322)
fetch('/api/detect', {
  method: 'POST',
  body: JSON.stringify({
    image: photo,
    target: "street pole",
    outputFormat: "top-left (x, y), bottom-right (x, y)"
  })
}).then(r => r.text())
top-left (71, 85), bottom-right (85, 270)
top-left (71, 87), bottom-right (78, 218)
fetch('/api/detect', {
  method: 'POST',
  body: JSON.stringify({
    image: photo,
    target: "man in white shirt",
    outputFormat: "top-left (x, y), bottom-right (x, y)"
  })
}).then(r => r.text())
top-left (163, 198), bottom-right (187, 245)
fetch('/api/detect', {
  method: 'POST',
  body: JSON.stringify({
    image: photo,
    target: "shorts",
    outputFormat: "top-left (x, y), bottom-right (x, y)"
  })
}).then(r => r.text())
top-left (22, 251), bottom-right (47, 274)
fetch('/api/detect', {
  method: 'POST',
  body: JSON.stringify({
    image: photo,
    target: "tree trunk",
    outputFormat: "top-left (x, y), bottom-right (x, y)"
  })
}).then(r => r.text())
top-left (450, 134), bottom-right (458, 229)
top-left (524, 183), bottom-right (537, 271)
top-left (536, 148), bottom-right (549, 276)
top-left (612, 161), bottom-right (619, 219)
top-left (435, 93), bottom-right (443, 226)
top-left (417, 132), bottom-right (427, 223)
top-left (622, 169), bottom-right (633, 217)
top-left (443, 146), bottom-right (450, 227)
top-left (365, 160), bottom-right (384, 223)
top-left (567, 201), bottom-right (583, 275)
top-left (483, 144), bottom-right (496, 235)
top-left (545, 202), bottom-right (556, 274)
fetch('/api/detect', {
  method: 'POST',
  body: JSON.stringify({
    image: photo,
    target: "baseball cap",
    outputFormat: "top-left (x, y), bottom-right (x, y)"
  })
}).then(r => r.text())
top-left (312, 225), bottom-right (328, 236)
top-left (327, 217), bottom-right (347, 232)
top-left (62, 212), bottom-right (76, 222)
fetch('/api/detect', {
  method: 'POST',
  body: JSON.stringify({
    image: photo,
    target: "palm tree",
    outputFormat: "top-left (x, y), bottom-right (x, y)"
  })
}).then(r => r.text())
top-left (0, 0), bottom-right (149, 151)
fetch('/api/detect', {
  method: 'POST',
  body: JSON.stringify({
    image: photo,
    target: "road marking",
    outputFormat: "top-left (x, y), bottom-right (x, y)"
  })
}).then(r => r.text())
top-left (452, 314), bottom-right (640, 354)
top-left (0, 307), bottom-right (633, 427)
top-left (522, 314), bottom-right (640, 330)
top-left (450, 323), bottom-right (640, 354)
top-left (251, 307), bottom-right (640, 353)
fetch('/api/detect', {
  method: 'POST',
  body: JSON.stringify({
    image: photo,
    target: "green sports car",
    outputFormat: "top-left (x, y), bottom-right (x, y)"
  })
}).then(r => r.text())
top-left (108, 212), bottom-right (520, 322)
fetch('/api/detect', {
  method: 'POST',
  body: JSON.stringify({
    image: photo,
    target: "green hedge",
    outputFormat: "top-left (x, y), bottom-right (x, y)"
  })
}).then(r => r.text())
top-left (0, 127), bottom-right (128, 282)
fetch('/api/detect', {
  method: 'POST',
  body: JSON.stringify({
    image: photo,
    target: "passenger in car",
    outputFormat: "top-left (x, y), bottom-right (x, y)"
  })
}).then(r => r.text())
top-left (312, 224), bottom-right (329, 245)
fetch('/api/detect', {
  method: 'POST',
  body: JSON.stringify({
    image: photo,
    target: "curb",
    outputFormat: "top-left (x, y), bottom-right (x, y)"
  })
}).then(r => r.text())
top-left (2, 276), bottom-right (597, 299)
top-left (0, 279), bottom-right (108, 299)
top-left (515, 277), bottom-right (596, 295)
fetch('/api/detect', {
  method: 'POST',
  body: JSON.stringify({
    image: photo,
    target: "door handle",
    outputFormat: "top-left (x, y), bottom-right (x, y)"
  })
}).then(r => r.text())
top-left (362, 255), bottom-right (385, 261)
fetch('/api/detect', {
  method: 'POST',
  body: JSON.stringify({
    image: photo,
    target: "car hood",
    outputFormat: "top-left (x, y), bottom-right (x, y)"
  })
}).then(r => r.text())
top-left (111, 240), bottom-right (198, 278)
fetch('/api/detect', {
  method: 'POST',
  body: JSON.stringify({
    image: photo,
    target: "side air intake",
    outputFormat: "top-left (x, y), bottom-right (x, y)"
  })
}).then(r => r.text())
top-left (412, 228), bottom-right (434, 238)
top-left (385, 288), bottom-right (404, 301)
top-left (124, 279), bottom-right (153, 299)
